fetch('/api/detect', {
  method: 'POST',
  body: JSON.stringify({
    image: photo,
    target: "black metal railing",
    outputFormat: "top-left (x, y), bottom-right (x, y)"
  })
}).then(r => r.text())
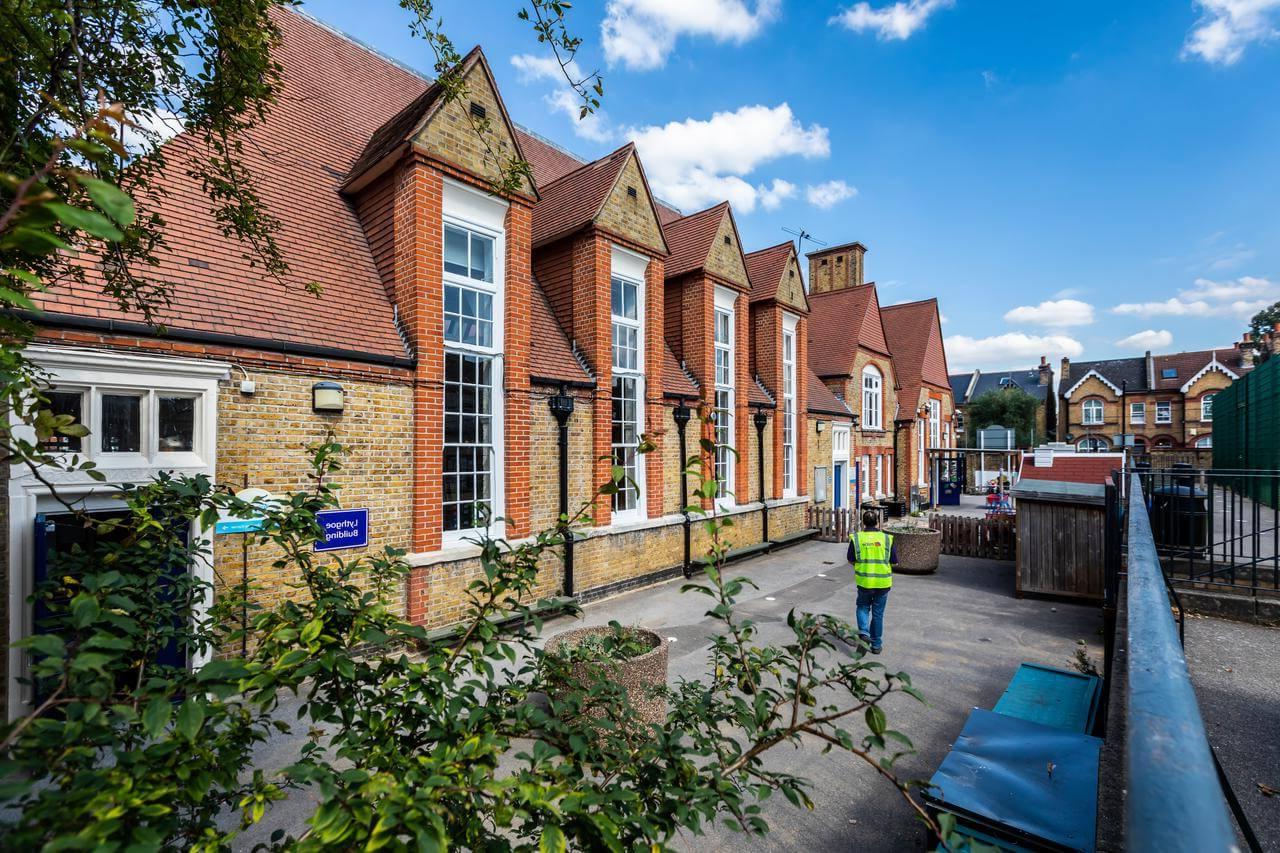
top-left (1129, 463), bottom-right (1280, 597)
top-left (1122, 473), bottom-right (1243, 852)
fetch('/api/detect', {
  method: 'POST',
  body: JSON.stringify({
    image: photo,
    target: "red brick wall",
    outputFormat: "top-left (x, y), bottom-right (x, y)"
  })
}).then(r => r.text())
top-left (570, 234), bottom-right (614, 525)
top-left (532, 238), bottom-right (576, 344)
top-left (733, 289), bottom-right (751, 502)
top-left (644, 256), bottom-right (666, 517)
top-left (796, 318), bottom-right (809, 497)
top-left (504, 200), bottom-right (534, 539)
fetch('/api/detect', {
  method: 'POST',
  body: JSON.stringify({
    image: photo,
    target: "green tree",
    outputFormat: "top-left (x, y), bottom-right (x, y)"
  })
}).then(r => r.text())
top-left (1245, 301), bottom-right (1280, 363)
top-left (965, 387), bottom-right (1041, 448)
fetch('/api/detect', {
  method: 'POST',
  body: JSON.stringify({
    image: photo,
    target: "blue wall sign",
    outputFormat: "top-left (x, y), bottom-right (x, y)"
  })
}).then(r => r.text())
top-left (316, 508), bottom-right (369, 552)
top-left (214, 517), bottom-right (266, 534)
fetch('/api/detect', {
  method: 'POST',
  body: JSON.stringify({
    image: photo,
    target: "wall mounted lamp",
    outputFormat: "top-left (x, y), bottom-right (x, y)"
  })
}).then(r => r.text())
top-left (816, 420), bottom-right (826, 433)
top-left (312, 381), bottom-right (345, 413)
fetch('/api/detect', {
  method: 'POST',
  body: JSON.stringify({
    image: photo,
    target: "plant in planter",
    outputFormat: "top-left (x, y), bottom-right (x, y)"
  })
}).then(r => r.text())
top-left (544, 622), bottom-right (668, 725)
top-left (884, 523), bottom-right (942, 575)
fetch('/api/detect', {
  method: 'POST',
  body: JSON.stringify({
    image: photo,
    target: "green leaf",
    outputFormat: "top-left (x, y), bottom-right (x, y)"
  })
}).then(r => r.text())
top-left (79, 177), bottom-right (136, 226)
top-left (301, 618), bottom-right (323, 644)
top-left (0, 287), bottom-right (36, 310)
top-left (539, 824), bottom-right (567, 853)
top-left (46, 203), bottom-right (124, 241)
top-left (176, 698), bottom-right (205, 739)
top-left (865, 705), bottom-right (886, 736)
top-left (142, 696), bottom-right (172, 737)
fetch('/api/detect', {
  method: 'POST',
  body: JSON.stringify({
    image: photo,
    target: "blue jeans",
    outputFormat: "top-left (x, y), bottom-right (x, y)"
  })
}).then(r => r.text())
top-left (856, 587), bottom-right (890, 650)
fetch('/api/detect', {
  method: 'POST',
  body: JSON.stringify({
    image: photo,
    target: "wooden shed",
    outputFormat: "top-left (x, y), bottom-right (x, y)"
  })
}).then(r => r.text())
top-left (1010, 478), bottom-right (1105, 601)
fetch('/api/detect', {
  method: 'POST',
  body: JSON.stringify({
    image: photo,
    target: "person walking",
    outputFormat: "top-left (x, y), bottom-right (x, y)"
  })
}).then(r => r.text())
top-left (848, 507), bottom-right (897, 654)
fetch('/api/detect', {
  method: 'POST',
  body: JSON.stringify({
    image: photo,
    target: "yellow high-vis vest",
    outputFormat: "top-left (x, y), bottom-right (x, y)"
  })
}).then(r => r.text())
top-left (851, 531), bottom-right (894, 589)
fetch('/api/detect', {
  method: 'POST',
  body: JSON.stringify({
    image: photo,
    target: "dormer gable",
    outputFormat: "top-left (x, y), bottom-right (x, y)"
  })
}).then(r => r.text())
top-left (746, 241), bottom-right (809, 314)
top-left (594, 148), bottom-right (668, 255)
top-left (663, 202), bottom-right (749, 290)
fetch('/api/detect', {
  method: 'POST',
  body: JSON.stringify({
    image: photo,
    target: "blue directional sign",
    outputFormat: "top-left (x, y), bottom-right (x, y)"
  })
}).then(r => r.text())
top-left (315, 508), bottom-right (369, 552)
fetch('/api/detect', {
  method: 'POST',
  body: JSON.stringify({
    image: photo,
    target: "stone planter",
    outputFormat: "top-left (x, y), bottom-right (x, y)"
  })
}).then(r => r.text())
top-left (885, 525), bottom-right (941, 575)
top-left (544, 625), bottom-right (669, 725)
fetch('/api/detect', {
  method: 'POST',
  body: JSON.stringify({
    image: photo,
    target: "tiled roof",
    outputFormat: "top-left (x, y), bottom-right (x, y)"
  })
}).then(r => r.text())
top-left (1020, 453), bottom-right (1124, 486)
top-left (881, 298), bottom-right (950, 407)
top-left (749, 376), bottom-right (776, 407)
top-left (807, 369), bottom-right (852, 417)
top-left (530, 144), bottom-right (632, 248)
top-left (744, 241), bottom-right (794, 303)
top-left (807, 284), bottom-right (891, 376)
top-left (515, 128), bottom-right (587, 186)
top-left (346, 77), bottom-right (446, 184)
top-left (1065, 356), bottom-right (1147, 394)
top-left (1152, 348), bottom-right (1246, 390)
top-left (37, 7), bottom-right (424, 360)
top-left (663, 202), bottom-right (729, 279)
top-left (662, 345), bottom-right (699, 398)
top-left (657, 204), bottom-right (684, 225)
top-left (950, 372), bottom-right (976, 401)
top-left (952, 369), bottom-right (1052, 404)
top-left (530, 281), bottom-right (593, 385)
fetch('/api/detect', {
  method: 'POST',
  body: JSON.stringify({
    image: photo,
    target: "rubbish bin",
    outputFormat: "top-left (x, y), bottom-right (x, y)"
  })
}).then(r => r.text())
top-left (884, 500), bottom-right (907, 518)
top-left (1150, 483), bottom-right (1209, 554)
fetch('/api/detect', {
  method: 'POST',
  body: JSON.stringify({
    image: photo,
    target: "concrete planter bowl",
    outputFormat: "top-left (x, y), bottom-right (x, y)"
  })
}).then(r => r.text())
top-left (544, 625), bottom-right (669, 726)
top-left (885, 525), bottom-right (941, 575)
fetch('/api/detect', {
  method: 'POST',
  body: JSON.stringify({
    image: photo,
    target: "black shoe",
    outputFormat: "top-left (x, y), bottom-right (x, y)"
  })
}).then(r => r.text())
top-left (859, 633), bottom-right (871, 646)
top-left (871, 646), bottom-right (882, 655)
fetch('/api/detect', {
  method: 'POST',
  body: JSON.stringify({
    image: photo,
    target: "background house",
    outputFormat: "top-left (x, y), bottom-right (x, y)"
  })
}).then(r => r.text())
top-left (950, 357), bottom-right (1056, 447)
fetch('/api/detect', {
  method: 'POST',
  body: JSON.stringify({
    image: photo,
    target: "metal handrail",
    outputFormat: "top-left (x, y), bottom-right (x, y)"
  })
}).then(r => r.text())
top-left (1124, 474), bottom-right (1237, 852)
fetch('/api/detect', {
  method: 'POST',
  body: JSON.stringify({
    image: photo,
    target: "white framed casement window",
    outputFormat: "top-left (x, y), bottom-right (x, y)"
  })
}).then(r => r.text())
top-left (1078, 436), bottom-right (1108, 452)
top-left (1082, 399), bottom-right (1104, 426)
top-left (1130, 401), bottom-right (1146, 425)
top-left (860, 454), bottom-right (871, 498)
top-left (1200, 393), bottom-right (1215, 422)
top-left (610, 245), bottom-right (648, 520)
top-left (928, 399), bottom-right (940, 449)
top-left (8, 345), bottom-right (227, 721)
top-left (713, 286), bottom-right (737, 507)
top-left (441, 179), bottom-right (507, 542)
top-left (781, 312), bottom-right (799, 497)
top-left (917, 419), bottom-right (926, 487)
top-left (1155, 400), bottom-right (1172, 424)
top-left (861, 365), bottom-right (883, 430)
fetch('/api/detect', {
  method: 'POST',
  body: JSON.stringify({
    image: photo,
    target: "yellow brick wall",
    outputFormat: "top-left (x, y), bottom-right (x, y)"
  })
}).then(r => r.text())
top-left (596, 153), bottom-right (665, 252)
top-left (807, 415), bottom-right (835, 507)
top-left (212, 369), bottom-right (414, 621)
top-left (705, 211), bottom-right (749, 287)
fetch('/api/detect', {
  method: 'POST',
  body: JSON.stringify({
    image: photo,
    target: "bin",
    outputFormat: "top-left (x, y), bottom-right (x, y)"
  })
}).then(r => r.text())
top-left (883, 500), bottom-right (907, 518)
top-left (1150, 484), bottom-right (1209, 554)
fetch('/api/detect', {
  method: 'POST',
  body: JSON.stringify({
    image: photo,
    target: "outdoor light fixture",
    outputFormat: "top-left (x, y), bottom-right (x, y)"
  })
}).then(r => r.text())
top-left (312, 381), bottom-right (344, 413)
top-left (673, 403), bottom-right (692, 428)
top-left (752, 409), bottom-right (769, 432)
top-left (816, 420), bottom-right (826, 433)
top-left (851, 413), bottom-right (861, 431)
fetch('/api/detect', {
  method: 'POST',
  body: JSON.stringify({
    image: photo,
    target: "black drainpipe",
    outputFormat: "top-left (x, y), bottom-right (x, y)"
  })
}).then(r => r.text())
top-left (753, 408), bottom-right (770, 545)
top-left (672, 402), bottom-right (693, 577)
top-left (548, 385), bottom-right (576, 596)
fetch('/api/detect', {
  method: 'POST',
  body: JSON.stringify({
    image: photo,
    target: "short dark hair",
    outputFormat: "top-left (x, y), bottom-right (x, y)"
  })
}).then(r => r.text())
top-left (861, 508), bottom-right (880, 530)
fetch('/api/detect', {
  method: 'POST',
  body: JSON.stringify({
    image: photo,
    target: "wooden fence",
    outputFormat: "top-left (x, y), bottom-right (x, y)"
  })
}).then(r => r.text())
top-left (928, 513), bottom-right (1017, 561)
top-left (808, 506), bottom-right (856, 542)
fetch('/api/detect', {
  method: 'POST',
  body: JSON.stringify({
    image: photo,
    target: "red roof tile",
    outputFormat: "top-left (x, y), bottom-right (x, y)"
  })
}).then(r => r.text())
top-left (1152, 348), bottom-right (1247, 390)
top-left (663, 344), bottom-right (699, 398)
top-left (531, 144), bottom-right (648, 249)
top-left (1020, 453), bottom-right (1124, 486)
top-left (807, 284), bottom-right (891, 377)
top-left (663, 202), bottom-right (729, 279)
top-left (881, 298), bottom-right (950, 407)
top-left (530, 282), bottom-right (591, 385)
top-left (807, 368), bottom-right (852, 417)
top-left (38, 8), bottom-right (424, 360)
top-left (515, 128), bottom-right (588, 186)
top-left (744, 241), bottom-right (794, 304)
top-left (749, 377), bottom-right (776, 407)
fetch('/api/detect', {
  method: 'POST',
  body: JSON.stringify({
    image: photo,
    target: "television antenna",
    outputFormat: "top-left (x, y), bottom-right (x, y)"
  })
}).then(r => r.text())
top-left (782, 226), bottom-right (827, 256)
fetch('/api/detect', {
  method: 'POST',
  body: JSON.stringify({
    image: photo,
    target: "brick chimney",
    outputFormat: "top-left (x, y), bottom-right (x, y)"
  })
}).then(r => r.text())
top-left (1060, 356), bottom-right (1071, 385)
top-left (1038, 355), bottom-right (1051, 386)
top-left (806, 242), bottom-right (867, 294)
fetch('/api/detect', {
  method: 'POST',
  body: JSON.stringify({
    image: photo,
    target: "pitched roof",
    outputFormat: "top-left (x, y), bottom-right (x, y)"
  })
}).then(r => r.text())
top-left (807, 284), bottom-right (891, 377)
top-left (515, 128), bottom-right (587, 186)
top-left (37, 7), bottom-right (424, 361)
top-left (881, 298), bottom-right (950, 406)
top-left (1153, 348), bottom-right (1246, 391)
top-left (662, 345), bottom-right (699, 398)
top-left (950, 372), bottom-right (976, 402)
top-left (1065, 356), bottom-right (1147, 396)
top-left (1020, 453), bottom-right (1124, 487)
top-left (745, 241), bottom-right (796, 304)
top-left (954, 368), bottom-right (1053, 404)
top-left (749, 376), bottom-right (776, 407)
top-left (807, 369), bottom-right (853, 418)
top-left (530, 281), bottom-right (592, 385)
top-left (663, 202), bottom-right (731, 279)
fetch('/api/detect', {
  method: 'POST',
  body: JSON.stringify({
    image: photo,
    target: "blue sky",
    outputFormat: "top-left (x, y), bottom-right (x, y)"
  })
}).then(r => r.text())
top-left (302, 0), bottom-right (1280, 370)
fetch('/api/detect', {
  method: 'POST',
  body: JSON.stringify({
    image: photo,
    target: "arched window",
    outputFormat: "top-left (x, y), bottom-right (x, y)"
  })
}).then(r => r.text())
top-left (1195, 435), bottom-right (1213, 448)
top-left (861, 365), bottom-right (883, 430)
top-left (1077, 436), bottom-right (1108, 452)
top-left (1201, 393), bottom-right (1216, 422)
top-left (1082, 399), bottom-right (1104, 426)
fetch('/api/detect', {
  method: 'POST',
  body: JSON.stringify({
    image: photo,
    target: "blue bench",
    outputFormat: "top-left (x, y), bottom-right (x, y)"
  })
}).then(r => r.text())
top-left (923, 663), bottom-right (1103, 851)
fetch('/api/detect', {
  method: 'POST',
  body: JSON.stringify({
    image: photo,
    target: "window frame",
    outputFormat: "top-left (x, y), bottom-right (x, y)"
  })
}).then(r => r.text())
top-left (1129, 401), bottom-right (1146, 425)
top-left (440, 181), bottom-right (507, 543)
top-left (1200, 393), bottom-right (1215, 423)
top-left (1082, 398), bottom-right (1104, 426)
top-left (609, 246), bottom-right (648, 520)
top-left (1155, 400), bottom-right (1172, 424)
top-left (712, 288), bottom-right (737, 508)
top-left (781, 313), bottom-right (799, 497)
top-left (1077, 436), bottom-right (1109, 452)
top-left (861, 364), bottom-right (883, 430)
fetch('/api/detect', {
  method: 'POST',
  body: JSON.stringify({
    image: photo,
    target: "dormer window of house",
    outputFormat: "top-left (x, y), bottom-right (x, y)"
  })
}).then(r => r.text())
top-left (1161, 368), bottom-right (1178, 379)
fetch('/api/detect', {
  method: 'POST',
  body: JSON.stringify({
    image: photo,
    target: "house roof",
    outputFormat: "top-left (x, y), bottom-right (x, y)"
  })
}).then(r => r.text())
top-left (881, 298), bottom-right (950, 407)
top-left (530, 281), bottom-right (593, 385)
top-left (1019, 452), bottom-right (1124, 487)
top-left (749, 376), bottom-right (776, 408)
top-left (662, 345), bottom-right (700, 398)
top-left (37, 7), bottom-right (426, 362)
top-left (950, 372), bottom-right (976, 401)
top-left (951, 369), bottom-right (1052, 405)
top-left (1154, 349), bottom-right (1245, 391)
top-left (515, 128), bottom-right (588, 186)
top-left (807, 369), bottom-right (853, 418)
top-left (1066, 348), bottom-right (1249, 397)
top-left (663, 202), bottom-right (733, 279)
top-left (807, 284), bottom-right (891, 377)
top-left (744, 241), bottom-right (798, 304)
top-left (1064, 356), bottom-right (1147, 397)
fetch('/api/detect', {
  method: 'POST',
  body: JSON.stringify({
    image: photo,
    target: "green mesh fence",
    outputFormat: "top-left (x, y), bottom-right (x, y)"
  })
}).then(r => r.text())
top-left (1212, 354), bottom-right (1280, 506)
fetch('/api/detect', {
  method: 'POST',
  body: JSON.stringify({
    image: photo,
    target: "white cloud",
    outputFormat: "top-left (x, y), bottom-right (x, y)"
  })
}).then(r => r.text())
top-left (602, 0), bottom-right (779, 70)
top-left (1112, 275), bottom-right (1278, 319)
top-left (805, 179), bottom-right (858, 209)
top-left (1183, 0), bottom-right (1280, 65)
top-left (945, 332), bottom-right (1083, 372)
top-left (512, 54), bottom-right (613, 142)
top-left (1116, 329), bottom-right (1174, 350)
top-left (758, 179), bottom-right (797, 210)
top-left (626, 104), bottom-right (830, 212)
top-left (830, 0), bottom-right (955, 41)
top-left (511, 53), bottom-right (579, 83)
top-left (1002, 299), bottom-right (1095, 327)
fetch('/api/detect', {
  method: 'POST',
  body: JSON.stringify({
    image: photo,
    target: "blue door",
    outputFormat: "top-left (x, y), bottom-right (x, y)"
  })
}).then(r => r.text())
top-left (834, 463), bottom-right (845, 508)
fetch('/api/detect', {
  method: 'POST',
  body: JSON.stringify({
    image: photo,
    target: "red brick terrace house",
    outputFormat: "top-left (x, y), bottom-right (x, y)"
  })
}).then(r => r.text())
top-left (5, 8), bottom-right (815, 715)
